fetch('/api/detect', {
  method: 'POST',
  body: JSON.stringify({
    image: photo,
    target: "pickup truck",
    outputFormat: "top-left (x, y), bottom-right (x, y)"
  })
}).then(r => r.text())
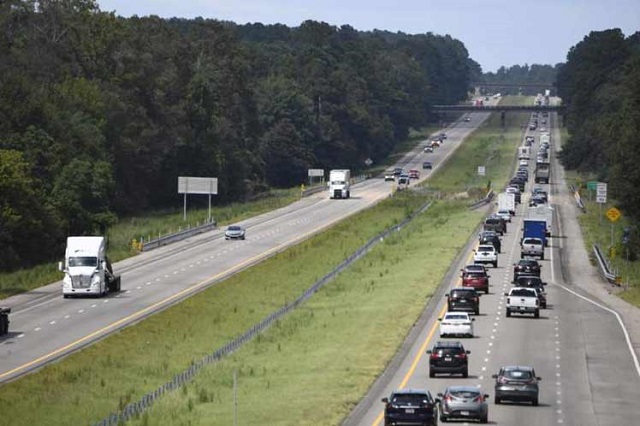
top-left (521, 237), bottom-right (544, 260)
top-left (0, 307), bottom-right (10, 336)
top-left (505, 287), bottom-right (540, 318)
top-left (474, 244), bottom-right (498, 268)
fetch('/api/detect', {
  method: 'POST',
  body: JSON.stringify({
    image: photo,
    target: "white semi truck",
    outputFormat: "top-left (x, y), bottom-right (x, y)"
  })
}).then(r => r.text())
top-left (498, 192), bottom-right (516, 216)
top-left (59, 236), bottom-right (121, 298)
top-left (328, 169), bottom-right (351, 199)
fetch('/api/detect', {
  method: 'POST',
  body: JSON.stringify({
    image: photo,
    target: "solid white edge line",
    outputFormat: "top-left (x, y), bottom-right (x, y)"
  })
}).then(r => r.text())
top-left (554, 282), bottom-right (640, 378)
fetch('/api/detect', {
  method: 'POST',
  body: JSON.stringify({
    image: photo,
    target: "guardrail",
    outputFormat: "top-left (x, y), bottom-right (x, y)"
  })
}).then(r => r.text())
top-left (93, 199), bottom-right (433, 426)
top-left (140, 220), bottom-right (217, 252)
top-left (569, 184), bottom-right (586, 213)
top-left (468, 189), bottom-right (495, 209)
top-left (593, 244), bottom-right (620, 285)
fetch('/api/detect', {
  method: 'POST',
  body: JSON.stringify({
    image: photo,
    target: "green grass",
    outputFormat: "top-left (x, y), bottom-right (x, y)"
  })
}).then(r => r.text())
top-left (0, 98), bottom-right (528, 425)
top-left (0, 188), bottom-right (300, 300)
top-left (563, 169), bottom-right (640, 307)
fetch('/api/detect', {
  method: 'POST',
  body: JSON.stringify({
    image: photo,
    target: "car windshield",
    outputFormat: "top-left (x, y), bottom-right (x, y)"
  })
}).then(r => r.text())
top-left (228, 226), bottom-right (241, 231)
top-left (445, 314), bottom-right (468, 320)
top-left (449, 389), bottom-right (480, 399)
top-left (504, 369), bottom-right (533, 379)
top-left (511, 289), bottom-right (536, 297)
top-left (452, 290), bottom-right (475, 297)
top-left (523, 238), bottom-right (542, 244)
top-left (391, 394), bottom-right (429, 405)
top-left (519, 260), bottom-right (537, 266)
top-left (478, 246), bottom-right (494, 251)
top-left (465, 273), bottom-right (484, 279)
top-left (68, 256), bottom-right (98, 267)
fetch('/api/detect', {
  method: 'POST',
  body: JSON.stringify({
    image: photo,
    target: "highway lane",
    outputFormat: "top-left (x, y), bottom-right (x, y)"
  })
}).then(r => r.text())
top-left (346, 111), bottom-right (640, 425)
top-left (0, 108), bottom-right (493, 383)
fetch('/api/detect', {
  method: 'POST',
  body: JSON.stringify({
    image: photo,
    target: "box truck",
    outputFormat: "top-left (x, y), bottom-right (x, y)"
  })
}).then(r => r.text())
top-left (498, 192), bottom-right (516, 216)
top-left (59, 236), bottom-right (121, 298)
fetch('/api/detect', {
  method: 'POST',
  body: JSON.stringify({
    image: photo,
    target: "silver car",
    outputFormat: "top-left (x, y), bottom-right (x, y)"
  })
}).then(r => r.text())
top-left (438, 386), bottom-right (489, 423)
top-left (224, 225), bottom-right (246, 240)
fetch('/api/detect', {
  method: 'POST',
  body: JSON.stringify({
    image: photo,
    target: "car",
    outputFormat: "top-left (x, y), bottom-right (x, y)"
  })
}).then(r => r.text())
top-left (529, 194), bottom-right (546, 207)
top-left (393, 167), bottom-right (404, 177)
top-left (424, 146), bottom-right (434, 153)
top-left (513, 259), bottom-right (541, 282)
top-left (397, 174), bottom-right (410, 188)
top-left (438, 386), bottom-right (489, 423)
top-left (382, 389), bottom-right (439, 426)
top-left (540, 127), bottom-right (547, 132)
top-left (509, 176), bottom-right (526, 192)
top-left (446, 288), bottom-right (480, 315)
top-left (474, 244), bottom-right (498, 268)
top-left (427, 341), bottom-right (470, 378)
top-left (461, 265), bottom-right (490, 294)
top-left (525, 136), bottom-right (535, 145)
top-left (493, 366), bottom-right (541, 405)
top-left (464, 116), bottom-right (471, 122)
top-left (439, 132), bottom-right (448, 140)
top-left (225, 225), bottom-right (245, 240)
top-left (528, 123), bottom-right (537, 131)
top-left (479, 230), bottom-right (501, 253)
top-left (483, 216), bottom-right (506, 236)
top-left (518, 159), bottom-right (529, 167)
top-left (422, 161), bottom-right (433, 170)
top-left (430, 139), bottom-right (441, 148)
top-left (506, 186), bottom-right (521, 204)
top-left (409, 169), bottom-right (420, 179)
top-left (532, 188), bottom-right (548, 203)
top-left (515, 275), bottom-right (547, 308)
top-left (496, 209), bottom-right (511, 223)
top-left (439, 312), bottom-right (475, 338)
top-left (384, 172), bottom-right (396, 181)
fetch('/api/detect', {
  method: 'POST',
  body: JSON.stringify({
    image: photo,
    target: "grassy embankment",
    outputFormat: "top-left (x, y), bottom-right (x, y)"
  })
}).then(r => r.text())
top-left (561, 128), bottom-right (640, 307)
top-left (0, 98), bottom-right (530, 425)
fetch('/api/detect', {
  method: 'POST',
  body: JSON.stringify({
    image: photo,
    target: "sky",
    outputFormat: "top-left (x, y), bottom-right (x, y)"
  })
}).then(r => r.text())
top-left (96, 0), bottom-right (639, 73)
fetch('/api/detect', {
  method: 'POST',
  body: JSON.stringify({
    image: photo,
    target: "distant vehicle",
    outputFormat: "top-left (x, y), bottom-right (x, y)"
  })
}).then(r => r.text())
top-left (430, 138), bottom-right (441, 148)
top-left (498, 192), bottom-right (516, 215)
top-left (513, 259), bottom-right (541, 282)
top-left (523, 218), bottom-right (550, 247)
top-left (438, 386), bottom-right (489, 423)
top-left (384, 172), bottom-right (395, 181)
top-left (474, 244), bottom-right (498, 268)
top-left (393, 167), bottom-right (404, 177)
top-left (493, 366), bottom-right (541, 405)
top-left (225, 225), bottom-right (246, 240)
top-left (382, 389), bottom-right (439, 426)
top-left (328, 169), bottom-right (351, 199)
top-left (529, 123), bottom-right (537, 131)
top-left (532, 188), bottom-right (548, 202)
top-left (483, 216), bottom-right (506, 235)
top-left (521, 237), bottom-right (544, 260)
top-left (506, 186), bottom-right (521, 204)
top-left (422, 161), bottom-right (433, 170)
top-left (427, 341), bottom-right (470, 378)
top-left (408, 169), bottom-right (420, 179)
top-left (439, 312), bottom-right (475, 338)
top-left (446, 288), bottom-right (481, 315)
top-left (439, 132), bottom-right (447, 140)
top-left (534, 162), bottom-right (550, 184)
top-left (505, 287), bottom-right (540, 318)
top-left (479, 230), bottom-right (501, 253)
top-left (496, 209), bottom-right (511, 223)
top-left (59, 236), bottom-right (121, 298)
top-left (0, 307), bottom-right (10, 336)
top-left (397, 174), bottom-right (410, 190)
top-left (464, 116), bottom-right (471, 122)
top-left (424, 146), bottom-right (434, 153)
top-left (518, 146), bottom-right (531, 160)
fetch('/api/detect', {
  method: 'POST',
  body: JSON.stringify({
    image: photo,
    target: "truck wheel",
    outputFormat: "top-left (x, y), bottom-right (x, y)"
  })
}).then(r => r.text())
top-left (506, 309), bottom-right (511, 318)
top-left (475, 308), bottom-right (480, 315)
top-left (429, 370), bottom-right (435, 378)
top-left (493, 261), bottom-right (498, 268)
top-left (534, 310), bottom-right (540, 319)
top-left (347, 191), bottom-right (350, 199)
top-left (540, 253), bottom-right (545, 260)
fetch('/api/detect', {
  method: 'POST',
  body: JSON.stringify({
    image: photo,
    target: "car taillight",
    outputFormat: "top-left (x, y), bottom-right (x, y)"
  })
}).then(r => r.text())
top-left (444, 395), bottom-right (453, 402)
top-left (430, 353), bottom-right (439, 360)
top-left (455, 353), bottom-right (466, 359)
top-left (473, 394), bottom-right (484, 403)
top-left (473, 297), bottom-right (479, 301)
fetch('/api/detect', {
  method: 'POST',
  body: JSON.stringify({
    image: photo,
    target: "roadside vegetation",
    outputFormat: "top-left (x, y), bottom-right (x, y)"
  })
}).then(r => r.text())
top-left (0, 98), bottom-right (529, 425)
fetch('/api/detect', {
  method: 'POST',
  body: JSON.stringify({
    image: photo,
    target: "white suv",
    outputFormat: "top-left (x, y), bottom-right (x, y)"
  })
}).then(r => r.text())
top-left (474, 244), bottom-right (498, 268)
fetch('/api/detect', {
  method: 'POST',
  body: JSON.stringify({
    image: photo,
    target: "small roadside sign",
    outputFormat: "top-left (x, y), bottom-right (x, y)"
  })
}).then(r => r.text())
top-left (587, 181), bottom-right (598, 190)
top-left (477, 166), bottom-right (486, 176)
top-left (606, 207), bottom-right (621, 222)
top-left (597, 195), bottom-right (607, 204)
top-left (364, 158), bottom-right (373, 167)
top-left (596, 182), bottom-right (607, 204)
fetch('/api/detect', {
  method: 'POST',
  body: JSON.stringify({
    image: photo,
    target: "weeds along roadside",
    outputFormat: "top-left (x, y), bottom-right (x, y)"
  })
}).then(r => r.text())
top-left (0, 99), bottom-right (530, 425)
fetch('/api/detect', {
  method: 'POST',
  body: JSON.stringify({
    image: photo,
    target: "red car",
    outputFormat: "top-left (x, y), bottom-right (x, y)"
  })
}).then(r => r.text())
top-left (409, 169), bottom-right (420, 179)
top-left (461, 264), bottom-right (490, 294)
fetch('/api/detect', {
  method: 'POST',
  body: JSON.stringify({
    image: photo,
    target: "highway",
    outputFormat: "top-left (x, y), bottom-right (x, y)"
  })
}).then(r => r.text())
top-left (344, 111), bottom-right (640, 425)
top-left (0, 106), bottom-right (494, 383)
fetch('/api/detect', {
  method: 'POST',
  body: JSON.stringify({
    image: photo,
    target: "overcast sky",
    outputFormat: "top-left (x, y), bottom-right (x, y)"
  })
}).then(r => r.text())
top-left (96, 0), bottom-right (639, 73)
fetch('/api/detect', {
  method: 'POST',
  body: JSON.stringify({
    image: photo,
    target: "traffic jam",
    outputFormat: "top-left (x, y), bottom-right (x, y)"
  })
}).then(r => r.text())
top-left (381, 111), bottom-right (553, 425)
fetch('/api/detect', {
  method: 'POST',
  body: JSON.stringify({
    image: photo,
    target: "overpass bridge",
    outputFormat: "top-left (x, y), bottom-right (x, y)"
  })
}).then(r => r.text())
top-left (431, 104), bottom-right (564, 113)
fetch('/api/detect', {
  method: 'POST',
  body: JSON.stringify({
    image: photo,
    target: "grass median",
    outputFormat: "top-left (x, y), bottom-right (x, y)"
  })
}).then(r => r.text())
top-left (0, 98), bottom-right (529, 425)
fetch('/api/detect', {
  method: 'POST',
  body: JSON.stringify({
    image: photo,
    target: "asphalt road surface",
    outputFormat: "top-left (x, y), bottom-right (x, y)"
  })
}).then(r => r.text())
top-left (0, 106), bottom-right (494, 383)
top-left (344, 111), bottom-right (640, 426)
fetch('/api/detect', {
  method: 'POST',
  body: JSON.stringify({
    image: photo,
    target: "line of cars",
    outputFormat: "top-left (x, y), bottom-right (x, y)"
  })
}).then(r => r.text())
top-left (382, 114), bottom-right (550, 425)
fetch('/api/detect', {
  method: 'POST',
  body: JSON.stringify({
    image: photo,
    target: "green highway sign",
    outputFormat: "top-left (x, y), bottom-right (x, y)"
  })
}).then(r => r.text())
top-left (587, 181), bottom-right (598, 190)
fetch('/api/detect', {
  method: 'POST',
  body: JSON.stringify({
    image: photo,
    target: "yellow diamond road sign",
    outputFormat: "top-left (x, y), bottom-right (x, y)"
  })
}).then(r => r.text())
top-left (606, 207), bottom-right (621, 222)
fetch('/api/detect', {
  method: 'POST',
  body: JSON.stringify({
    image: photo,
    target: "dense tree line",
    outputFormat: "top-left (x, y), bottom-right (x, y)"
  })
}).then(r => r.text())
top-left (0, 0), bottom-right (479, 271)
top-left (557, 29), bottom-right (640, 222)
top-left (482, 64), bottom-right (560, 95)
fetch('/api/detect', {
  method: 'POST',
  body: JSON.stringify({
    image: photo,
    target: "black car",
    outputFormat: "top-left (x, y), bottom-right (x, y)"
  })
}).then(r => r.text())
top-left (427, 341), bottom-right (470, 378)
top-left (393, 167), bottom-right (404, 177)
top-left (515, 275), bottom-right (547, 308)
top-left (493, 366), bottom-right (541, 405)
top-left (532, 188), bottom-right (548, 203)
top-left (529, 194), bottom-right (546, 207)
top-left (509, 176), bottom-right (526, 192)
top-left (422, 161), bottom-right (433, 170)
top-left (382, 389), bottom-right (439, 426)
top-left (513, 259), bottom-right (541, 281)
top-left (446, 288), bottom-right (480, 315)
top-left (479, 231), bottom-right (501, 253)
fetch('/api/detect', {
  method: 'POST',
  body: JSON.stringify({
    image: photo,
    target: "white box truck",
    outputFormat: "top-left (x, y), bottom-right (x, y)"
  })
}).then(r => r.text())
top-left (328, 169), bottom-right (351, 199)
top-left (59, 236), bottom-right (121, 298)
top-left (498, 192), bottom-right (516, 216)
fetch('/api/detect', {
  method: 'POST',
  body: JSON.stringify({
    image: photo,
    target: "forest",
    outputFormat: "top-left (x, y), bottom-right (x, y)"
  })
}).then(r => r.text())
top-left (0, 0), bottom-right (481, 271)
top-left (557, 29), bottom-right (640, 229)
top-left (482, 63), bottom-right (560, 95)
